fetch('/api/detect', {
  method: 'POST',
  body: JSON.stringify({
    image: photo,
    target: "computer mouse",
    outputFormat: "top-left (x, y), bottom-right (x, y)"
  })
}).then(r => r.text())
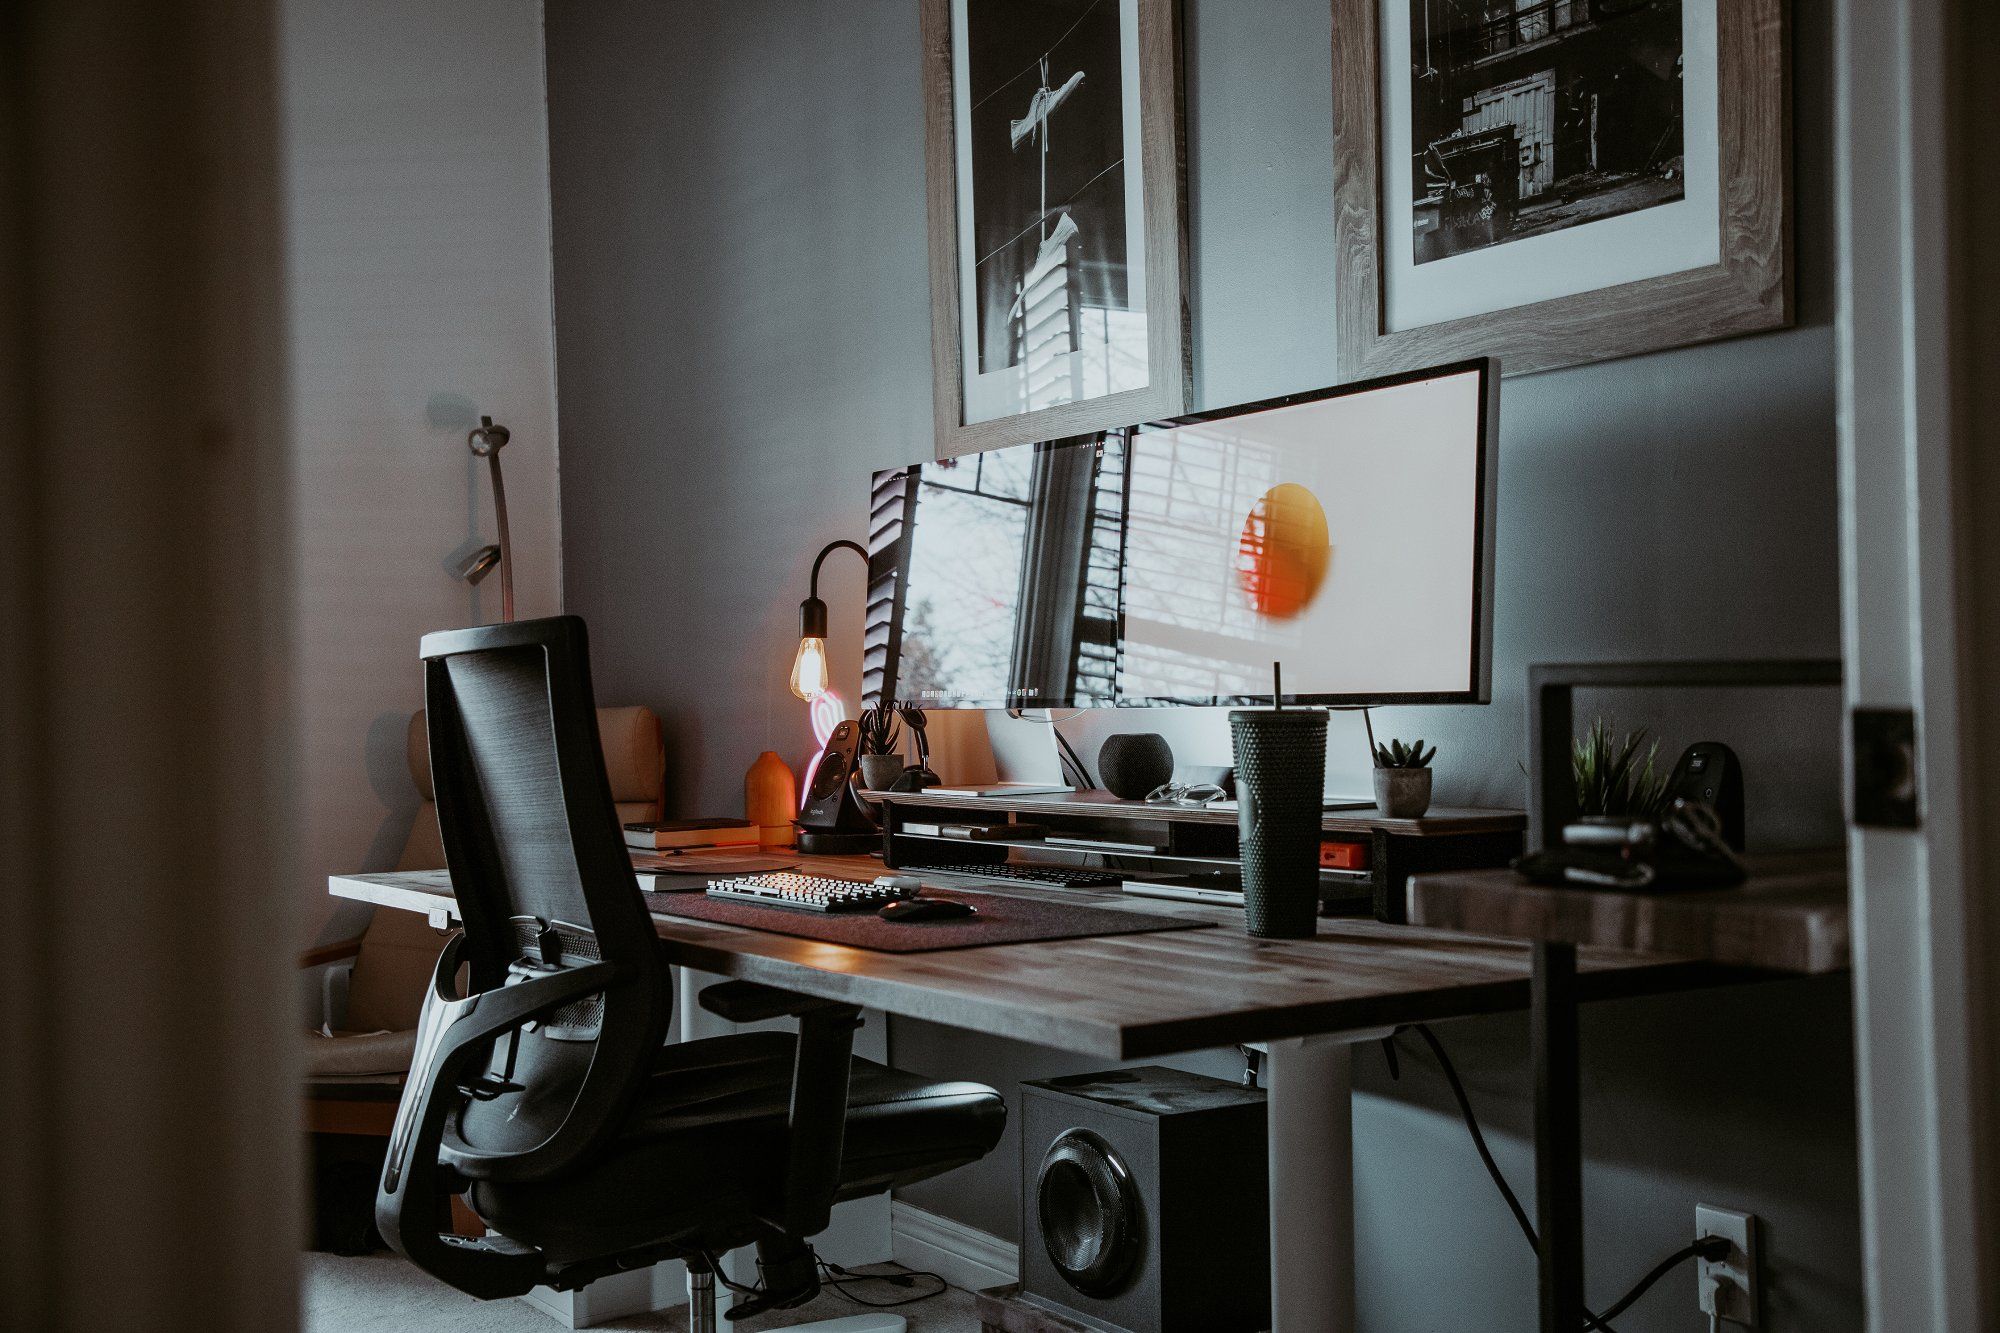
top-left (878, 896), bottom-right (977, 923)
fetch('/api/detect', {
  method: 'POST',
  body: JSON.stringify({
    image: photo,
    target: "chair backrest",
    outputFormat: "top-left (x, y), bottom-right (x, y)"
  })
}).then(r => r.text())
top-left (341, 704), bottom-right (666, 1034)
top-left (419, 616), bottom-right (671, 1175)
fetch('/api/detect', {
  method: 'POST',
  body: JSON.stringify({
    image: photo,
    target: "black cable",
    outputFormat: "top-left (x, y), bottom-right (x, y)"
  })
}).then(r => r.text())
top-left (1400, 1026), bottom-right (1619, 1330)
top-left (697, 1250), bottom-right (762, 1297)
top-left (1397, 1026), bottom-right (1734, 1332)
top-left (816, 1258), bottom-right (949, 1309)
top-left (1596, 1239), bottom-right (1731, 1326)
top-left (1406, 1024), bottom-right (1541, 1256)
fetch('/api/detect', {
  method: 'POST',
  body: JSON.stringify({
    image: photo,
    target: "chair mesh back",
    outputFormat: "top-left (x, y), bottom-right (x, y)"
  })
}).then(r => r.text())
top-left (418, 616), bottom-right (670, 1170)
top-left (441, 646), bottom-right (595, 939)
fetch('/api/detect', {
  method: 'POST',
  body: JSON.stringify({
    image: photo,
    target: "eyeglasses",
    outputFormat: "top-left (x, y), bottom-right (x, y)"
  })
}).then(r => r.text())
top-left (1144, 783), bottom-right (1228, 807)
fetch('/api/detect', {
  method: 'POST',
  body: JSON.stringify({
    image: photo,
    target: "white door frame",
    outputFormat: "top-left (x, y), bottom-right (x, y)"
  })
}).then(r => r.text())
top-left (1835, 0), bottom-right (1996, 1326)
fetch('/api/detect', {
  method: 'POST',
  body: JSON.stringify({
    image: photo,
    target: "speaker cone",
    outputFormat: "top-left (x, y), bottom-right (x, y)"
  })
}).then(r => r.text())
top-left (1036, 1128), bottom-right (1142, 1297)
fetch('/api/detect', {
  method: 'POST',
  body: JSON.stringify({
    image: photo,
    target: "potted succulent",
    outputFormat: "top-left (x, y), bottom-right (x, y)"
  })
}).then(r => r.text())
top-left (856, 705), bottom-right (905, 790)
top-left (1372, 738), bottom-right (1436, 818)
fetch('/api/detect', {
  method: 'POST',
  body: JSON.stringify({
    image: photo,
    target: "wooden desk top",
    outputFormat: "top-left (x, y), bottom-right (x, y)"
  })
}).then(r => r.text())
top-left (872, 788), bottom-right (1527, 838)
top-left (1405, 852), bottom-right (1850, 975)
top-left (331, 854), bottom-right (1712, 1059)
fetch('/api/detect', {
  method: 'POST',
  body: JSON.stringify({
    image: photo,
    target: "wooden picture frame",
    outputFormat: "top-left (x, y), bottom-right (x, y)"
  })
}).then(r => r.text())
top-left (1334, 0), bottom-right (1791, 380)
top-left (920, 0), bottom-right (1191, 460)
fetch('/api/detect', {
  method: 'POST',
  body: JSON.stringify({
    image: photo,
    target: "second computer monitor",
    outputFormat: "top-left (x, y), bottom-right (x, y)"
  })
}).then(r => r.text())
top-left (1118, 360), bottom-right (1496, 705)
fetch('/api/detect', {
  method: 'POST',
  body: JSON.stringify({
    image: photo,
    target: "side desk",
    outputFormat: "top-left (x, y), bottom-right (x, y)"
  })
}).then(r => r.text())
top-left (1408, 853), bottom-right (1851, 1333)
top-left (332, 851), bottom-right (1717, 1333)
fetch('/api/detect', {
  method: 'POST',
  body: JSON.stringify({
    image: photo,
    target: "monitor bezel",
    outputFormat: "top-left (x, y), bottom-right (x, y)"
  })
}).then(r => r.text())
top-left (1112, 356), bottom-right (1499, 709)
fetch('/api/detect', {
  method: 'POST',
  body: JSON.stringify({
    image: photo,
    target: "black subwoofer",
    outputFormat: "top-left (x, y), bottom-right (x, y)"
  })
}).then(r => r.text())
top-left (1020, 1067), bottom-right (1269, 1333)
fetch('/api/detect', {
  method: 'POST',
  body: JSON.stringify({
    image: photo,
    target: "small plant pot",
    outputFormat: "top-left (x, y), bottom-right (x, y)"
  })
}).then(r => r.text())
top-left (1373, 767), bottom-right (1433, 819)
top-left (858, 754), bottom-right (905, 791)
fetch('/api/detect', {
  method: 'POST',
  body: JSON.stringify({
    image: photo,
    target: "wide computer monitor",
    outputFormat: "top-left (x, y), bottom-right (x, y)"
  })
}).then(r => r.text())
top-left (865, 358), bottom-right (1497, 709)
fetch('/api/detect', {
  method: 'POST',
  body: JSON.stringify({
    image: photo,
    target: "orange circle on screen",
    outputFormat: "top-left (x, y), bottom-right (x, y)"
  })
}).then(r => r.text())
top-left (1237, 483), bottom-right (1331, 619)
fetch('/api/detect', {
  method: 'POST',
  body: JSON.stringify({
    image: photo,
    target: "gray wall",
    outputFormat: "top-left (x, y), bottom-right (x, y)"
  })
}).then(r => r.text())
top-left (284, 0), bottom-right (562, 943)
top-left (545, 2), bottom-right (1857, 1328)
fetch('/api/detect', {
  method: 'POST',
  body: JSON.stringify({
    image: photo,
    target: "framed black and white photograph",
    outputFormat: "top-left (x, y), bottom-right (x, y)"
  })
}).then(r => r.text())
top-left (1335, 0), bottom-right (1790, 379)
top-left (922, 0), bottom-right (1189, 460)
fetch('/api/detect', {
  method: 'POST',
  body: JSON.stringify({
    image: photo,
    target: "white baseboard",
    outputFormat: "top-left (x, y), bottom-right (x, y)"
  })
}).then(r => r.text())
top-left (523, 1260), bottom-right (689, 1329)
top-left (889, 1201), bottom-right (1018, 1296)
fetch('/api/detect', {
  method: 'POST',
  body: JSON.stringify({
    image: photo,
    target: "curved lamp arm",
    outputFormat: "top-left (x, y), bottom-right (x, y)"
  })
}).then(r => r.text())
top-left (791, 539), bottom-right (868, 700)
top-left (466, 416), bottom-right (514, 623)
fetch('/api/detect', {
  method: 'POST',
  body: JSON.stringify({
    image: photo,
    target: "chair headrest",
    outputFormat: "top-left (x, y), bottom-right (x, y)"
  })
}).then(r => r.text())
top-left (406, 705), bottom-right (664, 804)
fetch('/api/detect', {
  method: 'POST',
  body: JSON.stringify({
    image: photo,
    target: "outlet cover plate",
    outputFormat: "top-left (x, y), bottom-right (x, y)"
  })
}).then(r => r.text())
top-left (1697, 1204), bottom-right (1759, 1326)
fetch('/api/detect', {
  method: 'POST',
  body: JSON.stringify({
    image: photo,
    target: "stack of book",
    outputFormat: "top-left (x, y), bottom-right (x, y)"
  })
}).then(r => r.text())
top-left (622, 818), bottom-right (760, 852)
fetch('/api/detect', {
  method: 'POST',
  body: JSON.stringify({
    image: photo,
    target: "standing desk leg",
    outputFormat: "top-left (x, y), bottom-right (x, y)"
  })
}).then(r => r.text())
top-left (1532, 942), bottom-right (1584, 1333)
top-left (1265, 1030), bottom-right (1391, 1333)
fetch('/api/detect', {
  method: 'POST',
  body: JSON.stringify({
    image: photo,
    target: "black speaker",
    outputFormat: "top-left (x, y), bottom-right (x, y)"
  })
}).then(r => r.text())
top-left (795, 719), bottom-right (879, 854)
top-left (1020, 1068), bottom-right (1269, 1333)
top-left (1668, 740), bottom-right (1745, 850)
top-left (1098, 733), bottom-right (1174, 800)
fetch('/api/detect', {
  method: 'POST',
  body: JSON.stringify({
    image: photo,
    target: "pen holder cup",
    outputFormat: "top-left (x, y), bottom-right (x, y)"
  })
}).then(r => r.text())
top-left (1230, 708), bottom-right (1327, 940)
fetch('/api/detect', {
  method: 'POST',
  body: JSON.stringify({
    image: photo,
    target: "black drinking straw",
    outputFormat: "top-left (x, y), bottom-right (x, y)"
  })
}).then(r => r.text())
top-left (1272, 661), bottom-right (1283, 711)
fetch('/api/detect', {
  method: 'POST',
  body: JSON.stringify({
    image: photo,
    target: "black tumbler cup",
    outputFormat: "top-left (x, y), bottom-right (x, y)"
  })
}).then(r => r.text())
top-left (1230, 708), bottom-right (1328, 939)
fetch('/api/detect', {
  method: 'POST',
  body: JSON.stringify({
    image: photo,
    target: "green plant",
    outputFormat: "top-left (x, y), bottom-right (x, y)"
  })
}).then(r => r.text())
top-left (857, 705), bottom-right (902, 757)
top-left (1572, 718), bottom-right (1672, 819)
top-left (1374, 738), bottom-right (1436, 769)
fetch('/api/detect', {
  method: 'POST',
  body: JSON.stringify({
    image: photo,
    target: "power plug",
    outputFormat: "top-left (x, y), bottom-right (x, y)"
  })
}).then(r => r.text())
top-left (1696, 1204), bottom-right (1759, 1326)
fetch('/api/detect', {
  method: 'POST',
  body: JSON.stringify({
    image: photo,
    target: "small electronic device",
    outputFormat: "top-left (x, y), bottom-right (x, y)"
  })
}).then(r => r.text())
top-left (980, 710), bottom-right (1076, 794)
top-left (904, 862), bottom-right (1123, 889)
top-left (1045, 834), bottom-right (1166, 855)
top-left (939, 822), bottom-right (1047, 841)
top-left (705, 871), bottom-right (909, 914)
top-left (879, 897), bottom-right (978, 922)
top-left (1121, 875), bottom-right (1243, 907)
top-left (794, 719), bottom-right (879, 854)
top-left (1319, 839), bottom-right (1370, 871)
top-left (1667, 741), bottom-right (1744, 851)
top-left (927, 783), bottom-right (1074, 797)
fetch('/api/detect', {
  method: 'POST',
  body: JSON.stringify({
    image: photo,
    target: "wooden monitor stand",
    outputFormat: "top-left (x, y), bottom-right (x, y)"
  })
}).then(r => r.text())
top-left (871, 787), bottom-right (1526, 922)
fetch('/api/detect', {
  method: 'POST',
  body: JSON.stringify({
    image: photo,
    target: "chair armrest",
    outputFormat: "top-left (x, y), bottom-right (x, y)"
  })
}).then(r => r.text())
top-left (697, 979), bottom-right (852, 1025)
top-left (696, 980), bottom-right (862, 1243)
top-left (375, 934), bottom-right (621, 1301)
top-left (771, 1001), bottom-right (863, 1240)
top-left (299, 937), bottom-right (364, 969)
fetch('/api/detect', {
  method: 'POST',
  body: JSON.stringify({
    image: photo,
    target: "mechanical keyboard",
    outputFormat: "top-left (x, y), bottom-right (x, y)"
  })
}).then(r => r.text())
top-left (705, 871), bottom-right (910, 913)
top-left (902, 862), bottom-right (1123, 889)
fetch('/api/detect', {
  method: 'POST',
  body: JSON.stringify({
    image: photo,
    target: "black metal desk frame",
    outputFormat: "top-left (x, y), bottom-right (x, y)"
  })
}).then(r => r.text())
top-left (1524, 659), bottom-right (1841, 1332)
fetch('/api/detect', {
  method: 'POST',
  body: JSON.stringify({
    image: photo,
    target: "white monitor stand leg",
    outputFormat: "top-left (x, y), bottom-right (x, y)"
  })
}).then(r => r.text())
top-left (1263, 1029), bottom-right (1393, 1333)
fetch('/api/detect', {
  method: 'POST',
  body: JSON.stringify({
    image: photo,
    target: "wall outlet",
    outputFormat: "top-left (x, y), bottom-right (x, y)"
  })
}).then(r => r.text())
top-left (1696, 1204), bottom-right (1759, 1327)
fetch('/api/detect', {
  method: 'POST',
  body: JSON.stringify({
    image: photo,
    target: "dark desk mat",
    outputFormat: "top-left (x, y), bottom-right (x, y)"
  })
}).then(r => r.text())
top-left (643, 885), bottom-right (1212, 954)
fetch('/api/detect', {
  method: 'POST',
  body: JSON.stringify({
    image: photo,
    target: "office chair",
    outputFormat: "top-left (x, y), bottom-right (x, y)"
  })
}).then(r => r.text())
top-left (378, 616), bottom-right (1005, 1329)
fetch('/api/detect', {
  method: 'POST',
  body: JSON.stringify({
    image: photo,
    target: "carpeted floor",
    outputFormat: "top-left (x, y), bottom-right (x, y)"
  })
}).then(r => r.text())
top-left (303, 1251), bottom-right (982, 1332)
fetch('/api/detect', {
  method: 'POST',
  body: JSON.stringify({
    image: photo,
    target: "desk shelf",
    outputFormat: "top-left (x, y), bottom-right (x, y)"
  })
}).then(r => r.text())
top-left (1407, 851), bottom-right (1851, 973)
top-left (873, 788), bottom-right (1527, 922)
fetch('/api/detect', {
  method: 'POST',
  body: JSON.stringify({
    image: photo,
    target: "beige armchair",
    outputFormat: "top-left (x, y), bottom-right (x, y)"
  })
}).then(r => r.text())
top-left (303, 705), bottom-right (665, 1135)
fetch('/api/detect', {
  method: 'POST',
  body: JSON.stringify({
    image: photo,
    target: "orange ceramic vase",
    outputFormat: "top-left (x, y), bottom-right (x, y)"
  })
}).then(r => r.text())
top-left (746, 750), bottom-right (797, 847)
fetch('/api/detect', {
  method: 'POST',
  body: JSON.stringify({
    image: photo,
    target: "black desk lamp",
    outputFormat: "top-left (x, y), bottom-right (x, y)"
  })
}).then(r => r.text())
top-left (788, 539), bottom-right (879, 852)
top-left (790, 539), bottom-right (867, 701)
